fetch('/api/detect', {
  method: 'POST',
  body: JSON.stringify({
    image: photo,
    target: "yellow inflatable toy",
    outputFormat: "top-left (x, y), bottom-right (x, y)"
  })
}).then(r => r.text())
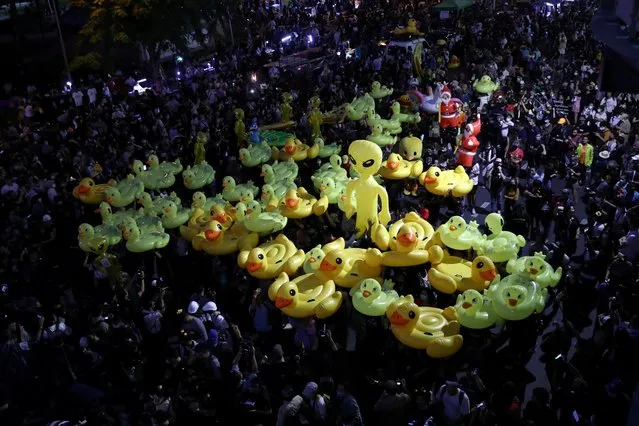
top-left (235, 201), bottom-right (287, 236)
top-left (104, 175), bottom-right (144, 208)
top-left (194, 132), bottom-right (207, 165)
top-left (343, 140), bottom-right (391, 237)
top-left (429, 254), bottom-right (497, 294)
top-left (369, 81), bottom-right (394, 99)
top-left (280, 93), bottom-right (293, 123)
top-left (278, 188), bottom-right (329, 219)
top-left (372, 212), bottom-right (441, 267)
top-left (391, 102), bottom-right (421, 124)
top-left (303, 245), bottom-right (325, 274)
top-left (308, 138), bottom-right (342, 159)
top-left (121, 218), bottom-right (170, 253)
top-left (310, 105), bottom-right (323, 139)
top-left (448, 55), bottom-right (460, 69)
top-left (234, 108), bottom-right (247, 145)
top-left (419, 166), bottom-right (474, 197)
top-left (268, 272), bottom-right (343, 319)
top-left (386, 295), bottom-right (463, 357)
top-left (272, 137), bottom-right (315, 162)
top-left (316, 237), bottom-right (383, 289)
top-left (146, 154), bottom-right (183, 175)
top-left (78, 223), bottom-right (121, 253)
top-left (237, 234), bottom-right (305, 279)
top-left (472, 213), bottom-right (526, 262)
top-left (73, 178), bottom-right (112, 205)
top-left (259, 185), bottom-right (280, 212)
top-left (398, 136), bottom-right (423, 162)
top-left (192, 220), bottom-right (259, 256)
top-left (160, 201), bottom-right (191, 229)
top-left (221, 177), bottom-right (259, 203)
top-left (437, 216), bottom-right (483, 251)
top-left (179, 208), bottom-right (211, 241)
top-left (392, 18), bottom-right (424, 36)
top-left (378, 153), bottom-right (423, 180)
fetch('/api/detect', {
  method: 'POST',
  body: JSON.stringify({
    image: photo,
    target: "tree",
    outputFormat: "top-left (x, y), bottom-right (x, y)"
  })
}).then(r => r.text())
top-left (73, 0), bottom-right (204, 75)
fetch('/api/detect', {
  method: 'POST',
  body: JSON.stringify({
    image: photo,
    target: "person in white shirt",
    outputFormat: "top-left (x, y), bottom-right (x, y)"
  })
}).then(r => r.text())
top-left (72, 89), bottom-right (84, 107)
top-left (87, 86), bottom-right (97, 104)
top-left (466, 162), bottom-right (481, 216)
top-left (103, 85), bottom-right (111, 98)
top-left (435, 381), bottom-right (470, 425)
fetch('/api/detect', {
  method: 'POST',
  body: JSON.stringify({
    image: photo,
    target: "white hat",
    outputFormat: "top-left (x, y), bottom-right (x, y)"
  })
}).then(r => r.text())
top-left (203, 301), bottom-right (217, 312)
top-left (632, 154), bottom-right (639, 161)
top-left (42, 214), bottom-right (52, 223)
top-left (187, 301), bottom-right (199, 314)
top-left (599, 151), bottom-right (610, 159)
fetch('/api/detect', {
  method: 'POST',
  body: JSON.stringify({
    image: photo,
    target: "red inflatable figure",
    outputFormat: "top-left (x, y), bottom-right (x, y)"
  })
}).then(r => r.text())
top-left (457, 116), bottom-right (481, 168)
top-left (438, 86), bottom-right (464, 128)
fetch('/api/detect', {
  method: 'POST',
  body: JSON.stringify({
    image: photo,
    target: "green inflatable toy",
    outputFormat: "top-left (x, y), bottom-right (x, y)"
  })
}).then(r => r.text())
top-left (221, 177), bottom-right (259, 202)
top-left (191, 192), bottom-right (226, 211)
top-left (182, 162), bottom-right (215, 190)
top-left (259, 130), bottom-right (295, 147)
top-left (159, 201), bottom-right (191, 229)
top-left (366, 125), bottom-right (398, 147)
top-left (147, 154), bottom-right (183, 175)
top-left (454, 290), bottom-right (503, 329)
top-left (235, 201), bottom-right (287, 236)
top-left (132, 159), bottom-right (175, 190)
top-left (240, 142), bottom-right (272, 167)
top-left (261, 160), bottom-right (298, 183)
top-left (77, 223), bottom-right (121, 253)
top-left (104, 175), bottom-right (144, 208)
top-left (366, 110), bottom-right (402, 135)
top-left (506, 252), bottom-right (563, 289)
top-left (303, 244), bottom-right (326, 274)
top-left (473, 75), bottom-right (499, 95)
top-left (487, 275), bottom-right (548, 321)
top-left (391, 102), bottom-right (421, 124)
top-left (309, 138), bottom-right (342, 158)
top-left (369, 81), bottom-right (394, 99)
top-left (472, 213), bottom-right (526, 262)
top-left (345, 93), bottom-right (375, 121)
top-left (350, 279), bottom-right (399, 317)
top-left (121, 217), bottom-right (170, 253)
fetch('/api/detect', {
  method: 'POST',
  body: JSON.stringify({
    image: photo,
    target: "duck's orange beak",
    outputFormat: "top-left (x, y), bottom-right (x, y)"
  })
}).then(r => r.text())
top-left (319, 185), bottom-right (327, 191)
top-left (387, 161), bottom-right (399, 170)
top-left (286, 198), bottom-right (299, 209)
top-left (308, 258), bottom-right (316, 263)
top-left (449, 225), bottom-right (457, 231)
top-left (508, 299), bottom-right (518, 307)
top-left (260, 171), bottom-right (265, 177)
top-left (185, 178), bottom-right (191, 184)
top-left (285, 145), bottom-right (297, 155)
top-left (389, 311), bottom-right (409, 325)
top-left (320, 259), bottom-right (336, 271)
top-left (78, 232), bottom-right (86, 239)
top-left (246, 208), bottom-right (253, 215)
top-left (205, 229), bottom-right (221, 241)
top-left (164, 208), bottom-right (171, 213)
top-left (424, 176), bottom-right (437, 184)
top-left (397, 231), bottom-right (416, 246)
top-left (362, 290), bottom-right (371, 298)
top-left (462, 302), bottom-right (472, 309)
top-left (214, 212), bottom-right (227, 223)
top-left (77, 185), bottom-right (90, 194)
top-left (479, 268), bottom-right (497, 281)
top-left (529, 268), bottom-right (538, 275)
top-left (247, 262), bottom-right (262, 272)
top-left (222, 182), bottom-right (228, 188)
top-left (276, 297), bottom-right (293, 308)
top-left (105, 197), bottom-right (113, 204)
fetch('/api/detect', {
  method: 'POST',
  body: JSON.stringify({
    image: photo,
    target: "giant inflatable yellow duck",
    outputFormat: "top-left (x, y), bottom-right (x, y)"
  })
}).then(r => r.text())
top-left (316, 237), bottom-right (383, 288)
top-left (278, 188), bottom-right (329, 219)
top-left (378, 153), bottom-right (423, 180)
top-left (418, 166), bottom-right (473, 197)
top-left (192, 220), bottom-right (259, 256)
top-left (428, 254), bottom-right (497, 294)
top-left (73, 178), bottom-right (112, 204)
top-left (268, 272), bottom-right (343, 318)
top-left (386, 295), bottom-right (463, 358)
top-left (237, 234), bottom-right (305, 279)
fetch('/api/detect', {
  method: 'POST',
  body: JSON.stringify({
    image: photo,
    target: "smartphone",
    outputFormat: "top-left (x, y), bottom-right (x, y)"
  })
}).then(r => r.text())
top-left (572, 410), bottom-right (580, 422)
top-left (1, 283), bottom-right (8, 294)
top-left (555, 354), bottom-right (564, 360)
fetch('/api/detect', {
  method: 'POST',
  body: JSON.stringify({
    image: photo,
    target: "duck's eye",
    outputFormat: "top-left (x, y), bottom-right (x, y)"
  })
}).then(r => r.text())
top-left (363, 159), bottom-right (375, 168)
top-left (472, 298), bottom-right (478, 303)
top-left (349, 155), bottom-right (356, 165)
top-left (540, 265), bottom-right (545, 270)
top-left (506, 292), bottom-right (511, 297)
top-left (408, 311), bottom-right (416, 319)
top-left (500, 218), bottom-right (504, 227)
top-left (435, 171), bottom-right (440, 177)
top-left (373, 287), bottom-right (378, 292)
top-left (217, 224), bottom-right (223, 230)
top-left (477, 261), bottom-right (484, 268)
top-left (88, 181), bottom-right (94, 186)
top-left (289, 289), bottom-right (296, 296)
top-left (413, 151), bottom-right (417, 156)
top-left (336, 258), bottom-right (342, 265)
top-left (258, 253), bottom-right (264, 260)
top-left (362, 283), bottom-right (367, 289)
top-left (529, 261), bottom-right (534, 266)
top-left (517, 294), bottom-right (523, 300)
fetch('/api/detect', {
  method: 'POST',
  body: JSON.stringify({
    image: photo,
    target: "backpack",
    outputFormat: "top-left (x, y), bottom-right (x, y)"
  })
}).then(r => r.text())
top-left (437, 385), bottom-right (467, 406)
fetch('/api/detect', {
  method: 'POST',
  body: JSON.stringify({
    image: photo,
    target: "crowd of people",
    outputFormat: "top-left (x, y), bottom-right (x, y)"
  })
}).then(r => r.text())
top-left (1, 1), bottom-right (639, 425)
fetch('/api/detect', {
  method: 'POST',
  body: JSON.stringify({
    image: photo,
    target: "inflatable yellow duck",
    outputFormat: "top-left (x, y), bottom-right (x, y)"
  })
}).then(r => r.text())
top-left (386, 295), bottom-right (463, 357)
top-left (73, 178), bottom-right (112, 204)
top-left (192, 220), bottom-right (259, 256)
top-left (372, 212), bottom-right (441, 267)
top-left (237, 234), bottom-right (305, 279)
top-left (379, 153), bottom-right (423, 180)
top-left (418, 166), bottom-right (473, 197)
top-left (391, 18), bottom-right (424, 36)
top-left (272, 137), bottom-right (314, 162)
top-left (398, 136), bottom-right (423, 162)
top-left (268, 272), bottom-right (343, 318)
top-left (278, 188), bottom-right (328, 219)
top-left (429, 254), bottom-right (497, 294)
top-left (316, 237), bottom-right (383, 289)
